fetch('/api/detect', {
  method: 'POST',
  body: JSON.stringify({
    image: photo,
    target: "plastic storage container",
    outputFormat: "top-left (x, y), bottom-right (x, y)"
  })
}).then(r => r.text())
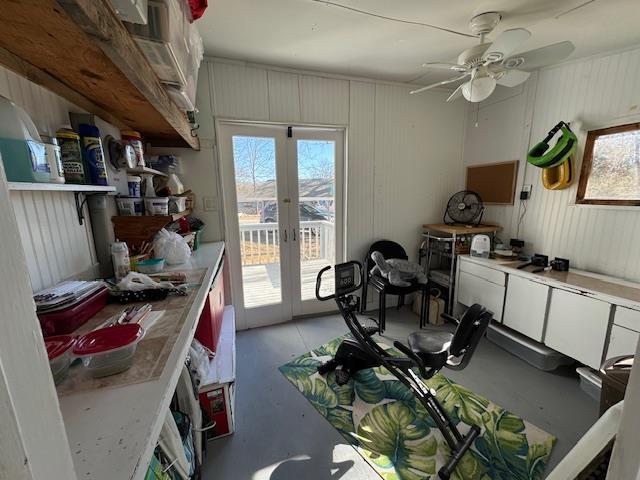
top-left (56, 129), bottom-right (87, 184)
top-left (145, 196), bottom-right (169, 215)
top-left (117, 196), bottom-right (144, 215)
top-left (127, 175), bottom-right (142, 196)
top-left (79, 124), bottom-right (108, 186)
top-left (45, 335), bottom-right (76, 385)
top-left (136, 258), bottom-right (165, 274)
top-left (38, 287), bottom-right (109, 337)
top-left (74, 324), bottom-right (144, 378)
top-left (125, 0), bottom-right (191, 86)
top-left (0, 95), bottom-right (48, 183)
top-left (169, 195), bottom-right (187, 213)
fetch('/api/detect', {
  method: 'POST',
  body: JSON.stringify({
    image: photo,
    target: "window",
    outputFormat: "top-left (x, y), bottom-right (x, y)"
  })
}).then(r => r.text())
top-left (577, 122), bottom-right (640, 205)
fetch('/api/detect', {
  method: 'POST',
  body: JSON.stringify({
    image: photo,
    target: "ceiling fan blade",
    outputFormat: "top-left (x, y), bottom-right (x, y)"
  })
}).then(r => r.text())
top-left (483, 28), bottom-right (531, 63)
top-left (496, 69), bottom-right (531, 87)
top-left (410, 73), bottom-right (470, 95)
top-left (422, 62), bottom-right (469, 72)
top-left (503, 41), bottom-right (575, 71)
top-left (446, 84), bottom-right (464, 102)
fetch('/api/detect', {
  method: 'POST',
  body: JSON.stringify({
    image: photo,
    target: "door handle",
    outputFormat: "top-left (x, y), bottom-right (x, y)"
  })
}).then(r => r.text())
top-left (283, 229), bottom-right (288, 242)
top-left (293, 228), bottom-right (297, 242)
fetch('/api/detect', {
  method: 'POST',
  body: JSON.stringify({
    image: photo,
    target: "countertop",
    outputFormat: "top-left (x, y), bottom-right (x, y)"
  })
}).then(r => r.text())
top-left (460, 254), bottom-right (640, 310)
top-left (59, 242), bottom-right (225, 480)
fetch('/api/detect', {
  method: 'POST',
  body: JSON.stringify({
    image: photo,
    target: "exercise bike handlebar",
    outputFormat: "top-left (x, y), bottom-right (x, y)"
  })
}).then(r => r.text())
top-left (316, 261), bottom-right (363, 301)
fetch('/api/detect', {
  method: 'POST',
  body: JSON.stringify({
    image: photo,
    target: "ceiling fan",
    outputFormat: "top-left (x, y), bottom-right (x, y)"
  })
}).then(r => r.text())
top-left (410, 12), bottom-right (575, 102)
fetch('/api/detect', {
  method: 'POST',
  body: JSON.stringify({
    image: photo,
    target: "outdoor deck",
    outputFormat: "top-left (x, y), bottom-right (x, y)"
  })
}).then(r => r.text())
top-left (242, 259), bottom-right (333, 308)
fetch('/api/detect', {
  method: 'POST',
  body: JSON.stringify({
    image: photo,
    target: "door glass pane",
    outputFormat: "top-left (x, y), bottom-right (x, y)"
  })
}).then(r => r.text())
top-left (297, 139), bottom-right (336, 300)
top-left (232, 135), bottom-right (281, 308)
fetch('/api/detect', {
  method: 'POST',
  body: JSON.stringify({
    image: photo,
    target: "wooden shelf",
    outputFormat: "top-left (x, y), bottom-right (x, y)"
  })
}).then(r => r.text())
top-left (0, 0), bottom-right (198, 149)
top-left (8, 182), bottom-right (116, 193)
top-left (112, 209), bottom-right (191, 247)
top-left (127, 166), bottom-right (167, 177)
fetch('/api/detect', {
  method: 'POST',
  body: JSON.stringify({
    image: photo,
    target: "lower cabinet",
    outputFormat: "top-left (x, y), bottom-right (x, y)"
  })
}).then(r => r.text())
top-left (457, 270), bottom-right (505, 321)
top-left (545, 289), bottom-right (612, 369)
top-left (503, 274), bottom-right (550, 342)
top-left (607, 324), bottom-right (640, 359)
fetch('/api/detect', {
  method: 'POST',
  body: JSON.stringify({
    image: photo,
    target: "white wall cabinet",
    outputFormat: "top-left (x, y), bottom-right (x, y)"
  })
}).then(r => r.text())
top-left (545, 289), bottom-right (612, 369)
top-left (457, 270), bottom-right (505, 321)
top-left (503, 275), bottom-right (550, 342)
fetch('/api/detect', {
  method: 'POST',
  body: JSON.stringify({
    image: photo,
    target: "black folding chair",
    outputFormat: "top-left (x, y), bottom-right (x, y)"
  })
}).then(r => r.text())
top-left (360, 240), bottom-right (428, 333)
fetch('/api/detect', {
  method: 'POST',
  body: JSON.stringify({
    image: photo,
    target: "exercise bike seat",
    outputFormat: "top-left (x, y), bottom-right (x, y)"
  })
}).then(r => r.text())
top-left (407, 329), bottom-right (453, 367)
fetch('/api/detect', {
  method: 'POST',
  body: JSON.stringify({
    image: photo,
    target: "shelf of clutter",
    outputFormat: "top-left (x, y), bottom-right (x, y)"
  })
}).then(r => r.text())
top-left (44, 242), bottom-right (226, 480)
top-left (0, 0), bottom-right (204, 149)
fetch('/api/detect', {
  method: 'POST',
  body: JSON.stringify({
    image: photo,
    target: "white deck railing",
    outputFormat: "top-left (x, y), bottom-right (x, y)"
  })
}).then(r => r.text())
top-left (239, 220), bottom-right (335, 265)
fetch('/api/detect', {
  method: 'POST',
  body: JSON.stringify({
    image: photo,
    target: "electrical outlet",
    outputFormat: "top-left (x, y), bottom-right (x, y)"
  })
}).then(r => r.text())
top-left (203, 196), bottom-right (218, 211)
top-left (520, 184), bottom-right (532, 200)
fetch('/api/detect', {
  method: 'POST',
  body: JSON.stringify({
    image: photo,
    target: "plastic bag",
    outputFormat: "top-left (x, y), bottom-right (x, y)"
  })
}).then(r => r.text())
top-left (154, 228), bottom-right (191, 265)
top-left (188, 338), bottom-right (213, 388)
top-left (116, 271), bottom-right (174, 291)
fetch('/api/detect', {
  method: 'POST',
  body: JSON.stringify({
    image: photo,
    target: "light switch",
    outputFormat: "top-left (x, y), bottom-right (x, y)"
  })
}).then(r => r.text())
top-left (203, 196), bottom-right (218, 211)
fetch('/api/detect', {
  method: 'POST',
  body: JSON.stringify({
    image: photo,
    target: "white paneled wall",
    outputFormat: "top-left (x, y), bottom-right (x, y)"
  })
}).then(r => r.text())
top-left (0, 66), bottom-right (119, 292)
top-left (182, 59), bottom-right (467, 265)
top-left (463, 45), bottom-right (640, 282)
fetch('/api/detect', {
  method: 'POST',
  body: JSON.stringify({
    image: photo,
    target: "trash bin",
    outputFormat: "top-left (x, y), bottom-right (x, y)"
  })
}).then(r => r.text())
top-left (599, 355), bottom-right (634, 416)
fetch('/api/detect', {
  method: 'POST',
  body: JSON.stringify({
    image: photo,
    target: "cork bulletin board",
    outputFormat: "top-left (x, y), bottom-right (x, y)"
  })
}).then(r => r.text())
top-left (466, 160), bottom-right (519, 205)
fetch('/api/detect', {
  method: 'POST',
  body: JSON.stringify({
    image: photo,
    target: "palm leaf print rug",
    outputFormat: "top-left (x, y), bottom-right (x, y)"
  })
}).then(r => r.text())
top-left (279, 335), bottom-right (556, 479)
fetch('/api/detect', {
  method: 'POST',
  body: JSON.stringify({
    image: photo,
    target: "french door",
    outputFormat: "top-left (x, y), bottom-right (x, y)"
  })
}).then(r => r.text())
top-left (218, 122), bottom-right (344, 329)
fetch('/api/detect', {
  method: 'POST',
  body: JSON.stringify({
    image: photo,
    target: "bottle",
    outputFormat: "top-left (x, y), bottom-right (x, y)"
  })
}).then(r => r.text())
top-left (41, 134), bottom-right (65, 184)
top-left (56, 129), bottom-right (87, 184)
top-left (78, 124), bottom-right (108, 186)
top-left (111, 241), bottom-right (131, 282)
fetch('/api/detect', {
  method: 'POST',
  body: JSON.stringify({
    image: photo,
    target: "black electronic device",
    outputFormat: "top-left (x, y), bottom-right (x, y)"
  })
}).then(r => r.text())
top-left (551, 257), bottom-right (570, 272)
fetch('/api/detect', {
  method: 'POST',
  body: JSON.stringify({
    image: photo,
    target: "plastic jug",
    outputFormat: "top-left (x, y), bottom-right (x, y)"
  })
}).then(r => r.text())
top-left (0, 95), bottom-right (48, 182)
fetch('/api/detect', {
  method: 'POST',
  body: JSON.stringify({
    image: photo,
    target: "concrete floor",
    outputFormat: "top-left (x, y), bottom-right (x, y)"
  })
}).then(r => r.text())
top-left (202, 308), bottom-right (599, 479)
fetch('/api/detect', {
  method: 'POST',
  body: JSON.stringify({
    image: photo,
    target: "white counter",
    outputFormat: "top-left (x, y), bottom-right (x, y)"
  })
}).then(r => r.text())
top-left (59, 242), bottom-right (225, 480)
top-left (460, 255), bottom-right (640, 312)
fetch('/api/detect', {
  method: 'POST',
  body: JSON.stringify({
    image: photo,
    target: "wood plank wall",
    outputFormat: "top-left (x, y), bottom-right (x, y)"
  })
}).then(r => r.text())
top-left (464, 45), bottom-right (640, 282)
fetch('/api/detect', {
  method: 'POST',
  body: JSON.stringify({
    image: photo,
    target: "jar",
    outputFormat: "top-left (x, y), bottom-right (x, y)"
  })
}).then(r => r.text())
top-left (56, 129), bottom-right (86, 184)
top-left (121, 130), bottom-right (145, 167)
top-left (41, 134), bottom-right (64, 184)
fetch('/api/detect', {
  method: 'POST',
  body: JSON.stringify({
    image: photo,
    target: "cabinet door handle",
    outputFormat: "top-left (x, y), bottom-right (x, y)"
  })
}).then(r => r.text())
top-left (283, 229), bottom-right (288, 242)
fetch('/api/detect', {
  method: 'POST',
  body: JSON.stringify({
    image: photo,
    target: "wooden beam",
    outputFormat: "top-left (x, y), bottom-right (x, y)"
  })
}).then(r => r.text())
top-left (0, 46), bottom-right (128, 130)
top-left (58, 0), bottom-right (199, 149)
top-left (0, 0), bottom-right (198, 149)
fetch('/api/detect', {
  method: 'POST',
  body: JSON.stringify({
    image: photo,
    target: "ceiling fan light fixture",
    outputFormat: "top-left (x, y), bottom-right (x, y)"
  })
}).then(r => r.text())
top-left (461, 76), bottom-right (496, 102)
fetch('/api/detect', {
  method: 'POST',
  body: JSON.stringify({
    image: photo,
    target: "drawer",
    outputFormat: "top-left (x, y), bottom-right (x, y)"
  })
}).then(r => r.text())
top-left (613, 306), bottom-right (640, 332)
top-left (457, 270), bottom-right (505, 321)
top-left (607, 324), bottom-right (640, 359)
top-left (503, 274), bottom-right (550, 342)
top-left (459, 259), bottom-right (506, 286)
top-left (545, 289), bottom-right (611, 369)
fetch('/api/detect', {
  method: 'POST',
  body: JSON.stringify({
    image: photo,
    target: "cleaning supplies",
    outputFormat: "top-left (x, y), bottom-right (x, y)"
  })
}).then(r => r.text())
top-left (79, 124), bottom-right (108, 186)
top-left (0, 95), bottom-right (48, 182)
top-left (57, 128), bottom-right (87, 184)
top-left (111, 241), bottom-right (131, 281)
top-left (41, 134), bottom-right (65, 183)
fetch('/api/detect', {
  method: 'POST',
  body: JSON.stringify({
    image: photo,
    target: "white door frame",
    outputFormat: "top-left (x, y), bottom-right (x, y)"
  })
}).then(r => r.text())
top-left (217, 120), bottom-right (346, 329)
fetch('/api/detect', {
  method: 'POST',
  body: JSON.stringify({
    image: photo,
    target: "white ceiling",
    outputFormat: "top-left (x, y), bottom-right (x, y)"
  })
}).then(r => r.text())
top-left (197, 0), bottom-right (640, 85)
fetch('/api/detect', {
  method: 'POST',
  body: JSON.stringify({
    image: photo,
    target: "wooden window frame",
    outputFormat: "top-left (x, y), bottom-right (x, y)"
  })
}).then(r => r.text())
top-left (576, 122), bottom-right (640, 206)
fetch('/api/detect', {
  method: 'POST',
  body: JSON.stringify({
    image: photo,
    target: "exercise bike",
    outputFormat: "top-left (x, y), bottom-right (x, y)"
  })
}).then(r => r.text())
top-left (315, 261), bottom-right (492, 480)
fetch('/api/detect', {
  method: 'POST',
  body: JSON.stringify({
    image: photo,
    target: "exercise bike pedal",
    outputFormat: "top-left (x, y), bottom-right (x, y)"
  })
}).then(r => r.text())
top-left (334, 366), bottom-right (351, 386)
top-left (317, 359), bottom-right (338, 375)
